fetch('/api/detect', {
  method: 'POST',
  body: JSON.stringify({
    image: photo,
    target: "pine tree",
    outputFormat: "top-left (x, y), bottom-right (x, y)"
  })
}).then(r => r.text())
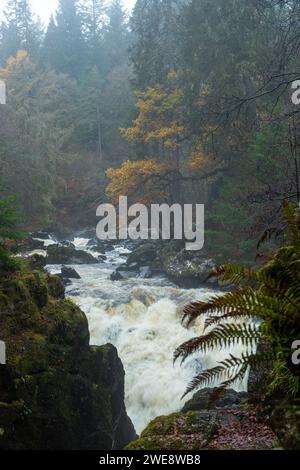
top-left (130, 0), bottom-right (183, 89)
top-left (80, 0), bottom-right (106, 68)
top-left (102, 0), bottom-right (129, 72)
top-left (43, 0), bottom-right (86, 78)
top-left (0, 0), bottom-right (42, 65)
top-left (42, 15), bottom-right (60, 70)
top-left (77, 66), bottom-right (104, 160)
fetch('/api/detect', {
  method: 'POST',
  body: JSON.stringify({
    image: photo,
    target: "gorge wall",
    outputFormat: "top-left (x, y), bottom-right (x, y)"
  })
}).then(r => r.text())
top-left (0, 263), bottom-right (136, 450)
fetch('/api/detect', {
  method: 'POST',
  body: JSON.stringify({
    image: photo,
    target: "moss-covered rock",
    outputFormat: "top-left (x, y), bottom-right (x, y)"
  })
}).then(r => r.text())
top-left (126, 243), bottom-right (158, 267)
top-left (0, 263), bottom-right (136, 449)
top-left (123, 241), bottom-right (218, 287)
top-left (269, 399), bottom-right (300, 450)
top-left (182, 388), bottom-right (248, 413)
top-left (126, 412), bottom-right (216, 450)
top-left (161, 249), bottom-right (216, 287)
top-left (46, 244), bottom-right (97, 265)
top-left (126, 393), bottom-right (276, 451)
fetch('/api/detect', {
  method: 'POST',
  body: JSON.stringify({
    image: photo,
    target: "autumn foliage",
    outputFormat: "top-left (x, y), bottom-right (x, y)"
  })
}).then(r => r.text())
top-left (106, 160), bottom-right (168, 204)
top-left (108, 73), bottom-right (216, 204)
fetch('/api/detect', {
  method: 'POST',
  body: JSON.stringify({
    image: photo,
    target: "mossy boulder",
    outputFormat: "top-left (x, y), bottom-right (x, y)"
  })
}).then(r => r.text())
top-left (126, 406), bottom-right (276, 451)
top-left (28, 254), bottom-right (47, 270)
top-left (182, 388), bottom-right (248, 413)
top-left (46, 245), bottom-right (97, 265)
top-left (269, 399), bottom-right (300, 450)
top-left (126, 387), bottom-right (276, 451)
top-left (161, 248), bottom-right (216, 287)
top-left (123, 241), bottom-right (218, 286)
top-left (0, 264), bottom-right (136, 449)
top-left (126, 243), bottom-right (158, 267)
top-left (126, 412), bottom-right (216, 450)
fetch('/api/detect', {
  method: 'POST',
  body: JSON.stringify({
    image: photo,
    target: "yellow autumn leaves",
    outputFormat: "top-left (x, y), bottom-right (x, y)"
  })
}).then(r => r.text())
top-left (107, 73), bottom-right (217, 203)
top-left (120, 86), bottom-right (185, 150)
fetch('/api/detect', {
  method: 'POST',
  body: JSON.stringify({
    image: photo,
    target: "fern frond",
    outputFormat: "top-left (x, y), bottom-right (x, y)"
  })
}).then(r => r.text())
top-left (174, 323), bottom-right (261, 364)
top-left (182, 362), bottom-right (248, 398)
top-left (182, 351), bottom-right (274, 398)
top-left (270, 360), bottom-right (300, 396)
top-left (216, 364), bottom-right (249, 391)
top-left (219, 263), bottom-right (258, 286)
top-left (257, 227), bottom-right (284, 251)
top-left (206, 263), bottom-right (258, 287)
top-left (177, 204), bottom-right (300, 401)
top-left (204, 312), bottom-right (255, 330)
top-left (182, 288), bottom-right (255, 326)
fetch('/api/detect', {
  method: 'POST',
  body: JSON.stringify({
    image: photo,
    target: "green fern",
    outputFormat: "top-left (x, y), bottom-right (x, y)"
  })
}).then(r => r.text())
top-left (176, 202), bottom-right (300, 398)
top-left (175, 323), bottom-right (261, 364)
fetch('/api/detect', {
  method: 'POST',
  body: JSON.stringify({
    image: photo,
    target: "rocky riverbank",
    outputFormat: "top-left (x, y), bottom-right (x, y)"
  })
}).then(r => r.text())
top-left (126, 388), bottom-right (277, 450)
top-left (125, 361), bottom-right (300, 450)
top-left (76, 233), bottom-right (223, 288)
top-left (24, 231), bottom-right (224, 288)
top-left (0, 259), bottom-right (136, 450)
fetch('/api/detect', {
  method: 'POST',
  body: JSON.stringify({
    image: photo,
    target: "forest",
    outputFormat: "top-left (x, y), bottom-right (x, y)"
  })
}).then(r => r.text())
top-left (1, 0), bottom-right (300, 261)
top-left (0, 0), bottom-right (300, 454)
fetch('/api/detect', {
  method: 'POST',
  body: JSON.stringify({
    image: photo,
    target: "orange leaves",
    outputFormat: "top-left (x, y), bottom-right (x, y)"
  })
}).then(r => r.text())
top-left (106, 160), bottom-right (168, 204)
top-left (1, 50), bottom-right (32, 78)
top-left (188, 144), bottom-right (211, 171)
top-left (120, 82), bottom-right (186, 149)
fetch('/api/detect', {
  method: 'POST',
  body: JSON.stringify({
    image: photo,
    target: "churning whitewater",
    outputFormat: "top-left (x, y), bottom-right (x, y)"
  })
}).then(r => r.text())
top-left (46, 237), bottom-right (248, 434)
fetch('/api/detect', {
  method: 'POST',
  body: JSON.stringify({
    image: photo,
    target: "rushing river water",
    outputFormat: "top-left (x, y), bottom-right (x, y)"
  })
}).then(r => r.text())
top-left (42, 236), bottom-right (247, 434)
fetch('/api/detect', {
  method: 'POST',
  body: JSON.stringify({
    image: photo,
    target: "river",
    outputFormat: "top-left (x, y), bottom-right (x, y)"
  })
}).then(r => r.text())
top-left (40, 236), bottom-right (247, 434)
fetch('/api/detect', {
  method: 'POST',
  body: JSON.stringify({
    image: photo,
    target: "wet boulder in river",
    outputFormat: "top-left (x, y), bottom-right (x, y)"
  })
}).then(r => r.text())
top-left (139, 266), bottom-right (153, 279)
top-left (110, 270), bottom-right (124, 281)
top-left (61, 266), bottom-right (81, 279)
top-left (126, 243), bottom-right (158, 267)
top-left (30, 231), bottom-right (50, 240)
top-left (46, 244), bottom-right (97, 265)
top-left (161, 247), bottom-right (216, 288)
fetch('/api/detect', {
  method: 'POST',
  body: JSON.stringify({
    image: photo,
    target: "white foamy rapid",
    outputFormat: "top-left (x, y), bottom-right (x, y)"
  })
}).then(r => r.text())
top-left (46, 238), bottom-right (248, 434)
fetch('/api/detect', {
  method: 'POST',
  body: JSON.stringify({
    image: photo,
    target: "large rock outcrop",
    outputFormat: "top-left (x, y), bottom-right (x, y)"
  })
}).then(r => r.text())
top-left (46, 244), bottom-right (97, 265)
top-left (0, 263), bottom-right (136, 450)
top-left (126, 388), bottom-right (276, 450)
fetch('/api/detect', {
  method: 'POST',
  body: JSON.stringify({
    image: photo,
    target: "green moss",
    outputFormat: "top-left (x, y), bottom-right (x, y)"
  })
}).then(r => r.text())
top-left (126, 437), bottom-right (165, 450)
top-left (126, 410), bottom-right (219, 451)
top-left (47, 274), bottom-right (65, 299)
top-left (9, 279), bottom-right (30, 302)
top-left (22, 272), bottom-right (48, 308)
top-left (43, 299), bottom-right (89, 346)
top-left (0, 262), bottom-right (136, 449)
top-left (141, 413), bottom-right (181, 437)
top-left (125, 435), bottom-right (190, 451)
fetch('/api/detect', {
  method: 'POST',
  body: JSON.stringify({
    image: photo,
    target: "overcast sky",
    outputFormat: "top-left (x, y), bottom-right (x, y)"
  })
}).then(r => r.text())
top-left (0, 1), bottom-right (136, 26)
